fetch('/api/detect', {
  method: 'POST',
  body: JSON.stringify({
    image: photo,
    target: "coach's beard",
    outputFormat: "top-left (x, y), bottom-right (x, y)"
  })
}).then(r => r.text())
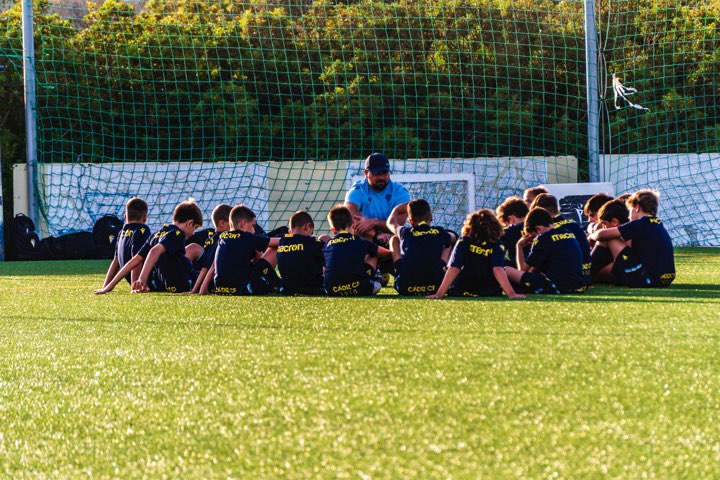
top-left (370, 179), bottom-right (387, 191)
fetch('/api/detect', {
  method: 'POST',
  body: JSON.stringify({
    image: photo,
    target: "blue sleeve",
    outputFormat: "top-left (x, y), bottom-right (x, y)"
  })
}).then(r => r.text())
top-left (202, 241), bottom-right (217, 269)
top-left (449, 238), bottom-right (468, 269)
top-left (362, 238), bottom-right (379, 257)
top-left (345, 183), bottom-right (366, 209)
top-left (159, 229), bottom-right (185, 256)
top-left (618, 218), bottom-right (645, 241)
top-left (525, 236), bottom-right (549, 269)
top-left (491, 242), bottom-right (506, 268)
top-left (253, 234), bottom-right (271, 252)
top-left (137, 235), bottom-right (154, 259)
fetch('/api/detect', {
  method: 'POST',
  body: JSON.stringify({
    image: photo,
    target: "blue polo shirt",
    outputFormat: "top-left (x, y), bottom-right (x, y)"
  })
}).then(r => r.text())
top-left (345, 178), bottom-right (411, 220)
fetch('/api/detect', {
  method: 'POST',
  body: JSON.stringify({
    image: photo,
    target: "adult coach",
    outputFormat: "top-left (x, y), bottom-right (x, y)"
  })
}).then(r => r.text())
top-left (344, 153), bottom-right (410, 246)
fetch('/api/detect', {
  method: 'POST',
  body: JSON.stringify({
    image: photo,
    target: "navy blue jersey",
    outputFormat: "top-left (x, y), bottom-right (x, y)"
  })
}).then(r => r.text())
top-left (396, 222), bottom-right (452, 294)
top-left (137, 224), bottom-right (193, 293)
top-left (618, 216), bottom-right (675, 286)
top-left (213, 230), bottom-right (271, 295)
top-left (554, 214), bottom-right (592, 279)
top-left (323, 232), bottom-right (378, 295)
top-left (525, 228), bottom-right (585, 293)
top-left (447, 236), bottom-right (506, 297)
top-left (116, 223), bottom-right (151, 283)
top-left (500, 223), bottom-right (523, 267)
top-left (201, 231), bottom-right (219, 270)
top-left (277, 234), bottom-right (325, 295)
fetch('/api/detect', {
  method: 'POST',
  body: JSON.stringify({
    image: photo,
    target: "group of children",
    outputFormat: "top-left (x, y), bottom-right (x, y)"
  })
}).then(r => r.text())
top-left (94, 186), bottom-right (676, 299)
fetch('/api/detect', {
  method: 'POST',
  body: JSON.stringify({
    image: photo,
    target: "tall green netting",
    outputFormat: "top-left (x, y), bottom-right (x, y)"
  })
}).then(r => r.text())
top-left (0, 0), bottom-right (718, 244)
top-left (597, 0), bottom-right (720, 246)
top-left (0, 0), bottom-right (587, 235)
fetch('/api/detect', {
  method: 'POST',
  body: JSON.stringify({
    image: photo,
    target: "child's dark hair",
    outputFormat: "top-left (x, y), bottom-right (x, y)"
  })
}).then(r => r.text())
top-left (615, 193), bottom-right (631, 204)
top-left (328, 205), bottom-right (353, 231)
top-left (496, 196), bottom-right (529, 224)
top-left (173, 201), bottom-right (203, 226)
top-left (125, 197), bottom-right (148, 222)
top-left (523, 186), bottom-right (548, 201)
top-left (529, 193), bottom-right (560, 216)
top-left (627, 189), bottom-right (659, 216)
top-left (597, 199), bottom-right (629, 225)
top-left (408, 199), bottom-right (432, 223)
top-left (230, 205), bottom-right (256, 228)
top-left (583, 193), bottom-right (613, 216)
top-left (525, 207), bottom-right (553, 234)
top-left (211, 204), bottom-right (232, 228)
top-left (461, 209), bottom-right (503, 243)
top-left (289, 211), bottom-right (315, 230)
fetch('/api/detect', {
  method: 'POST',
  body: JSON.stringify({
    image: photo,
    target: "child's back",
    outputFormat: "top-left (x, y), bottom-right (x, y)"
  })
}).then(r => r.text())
top-left (526, 228), bottom-right (585, 293)
top-left (137, 224), bottom-right (194, 292)
top-left (448, 236), bottom-right (506, 297)
top-left (277, 233), bottom-right (325, 295)
top-left (395, 222), bottom-right (452, 296)
top-left (214, 229), bottom-right (272, 295)
top-left (323, 232), bottom-right (378, 296)
top-left (617, 215), bottom-right (675, 286)
top-left (117, 223), bottom-right (151, 279)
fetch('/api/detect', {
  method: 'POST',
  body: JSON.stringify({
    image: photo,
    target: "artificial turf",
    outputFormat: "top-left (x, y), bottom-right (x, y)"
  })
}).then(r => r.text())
top-left (0, 248), bottom-right (719, 478)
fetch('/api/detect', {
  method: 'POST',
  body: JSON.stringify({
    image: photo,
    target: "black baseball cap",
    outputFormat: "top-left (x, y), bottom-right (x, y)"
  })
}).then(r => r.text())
top-left (365, 153), bottom-right (390, 174)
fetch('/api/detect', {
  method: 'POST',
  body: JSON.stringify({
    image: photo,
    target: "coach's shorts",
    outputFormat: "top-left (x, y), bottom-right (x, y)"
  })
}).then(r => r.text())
top-left (611, 247), bottom-right (652, 288)
top-left (518, 272), bottom-right (562, 295)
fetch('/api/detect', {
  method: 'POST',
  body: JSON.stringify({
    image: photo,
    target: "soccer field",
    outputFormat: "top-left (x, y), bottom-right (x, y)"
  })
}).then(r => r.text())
top-left (1, 249), bottom-right (719, 478)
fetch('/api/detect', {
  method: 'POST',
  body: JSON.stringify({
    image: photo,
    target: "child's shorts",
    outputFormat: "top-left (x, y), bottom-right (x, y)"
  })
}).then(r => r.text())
top-left (519, 271), bottom-right (562, 294)
top-left (326, 278), bottom-right (381, 297)
top-left (590, 245), bottom-right (614, 275)
top-left (393, 259), bottom-right (443, 296)
top-left (611, 247), bottom-right (652, 288)
top-left (247, 259), bottom-right (280, 295)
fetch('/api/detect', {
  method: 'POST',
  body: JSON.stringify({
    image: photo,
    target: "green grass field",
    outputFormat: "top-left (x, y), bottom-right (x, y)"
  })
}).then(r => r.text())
top-left (1, 249), bottom-right (719, 478)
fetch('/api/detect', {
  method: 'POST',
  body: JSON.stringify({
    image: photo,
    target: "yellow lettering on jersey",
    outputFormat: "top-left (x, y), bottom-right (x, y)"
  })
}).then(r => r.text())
top-left (469, 244), bottom-right (492, 256)
top-left (407, 285), bottom-right (436, 293)
top-left (660, 273), bottom-right (675, 280)
top-left (166, 286), bottom-right (177, 293)
top-left (412, 228), bottom-right (440, 237)
top-left (216, 286), bottom-right (237, 294)
top-left (551, 232), bottom-right (575, 242)
top-left (554, 219), bottom-right (575, 228)
top-left (278, 243), bottom-right (304, 253)
top-left (221, 232), bottom-right (244, 240)
top-left (122, 230), bottom-right (134, 238)
top-left (332, 281), bottom-right (361, 293)
top-left (328, 236), bottom-right (352, 245)
top-left (650, 217), bottom-right (663, 224)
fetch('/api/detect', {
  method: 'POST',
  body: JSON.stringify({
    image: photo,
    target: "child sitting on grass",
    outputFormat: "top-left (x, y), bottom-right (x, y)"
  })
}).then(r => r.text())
top-left (206, 205), bottom-right (280, 296)
top-left (386, 199), bottom-right (456, 297)
top-left (94, 200), bottom-right (203, 294)
top-left (588, 189), bottom-right (675, 288)
top-left (276, 211), bottom-right (326, 296)
top-left (427, 209), bottom-right (523, 299)
top-left (101, 197), bottom-right (151, 290)
top-left (323, 205), bottom-right (390, 297)
top-left (187, 204), bottom-right (232, 294)
top-left (589, 199), bottom-right (629, 282)
top-left (505, 207), bottom-right (586, 295)
top-left (496, 195), bottom-right (529, 267)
